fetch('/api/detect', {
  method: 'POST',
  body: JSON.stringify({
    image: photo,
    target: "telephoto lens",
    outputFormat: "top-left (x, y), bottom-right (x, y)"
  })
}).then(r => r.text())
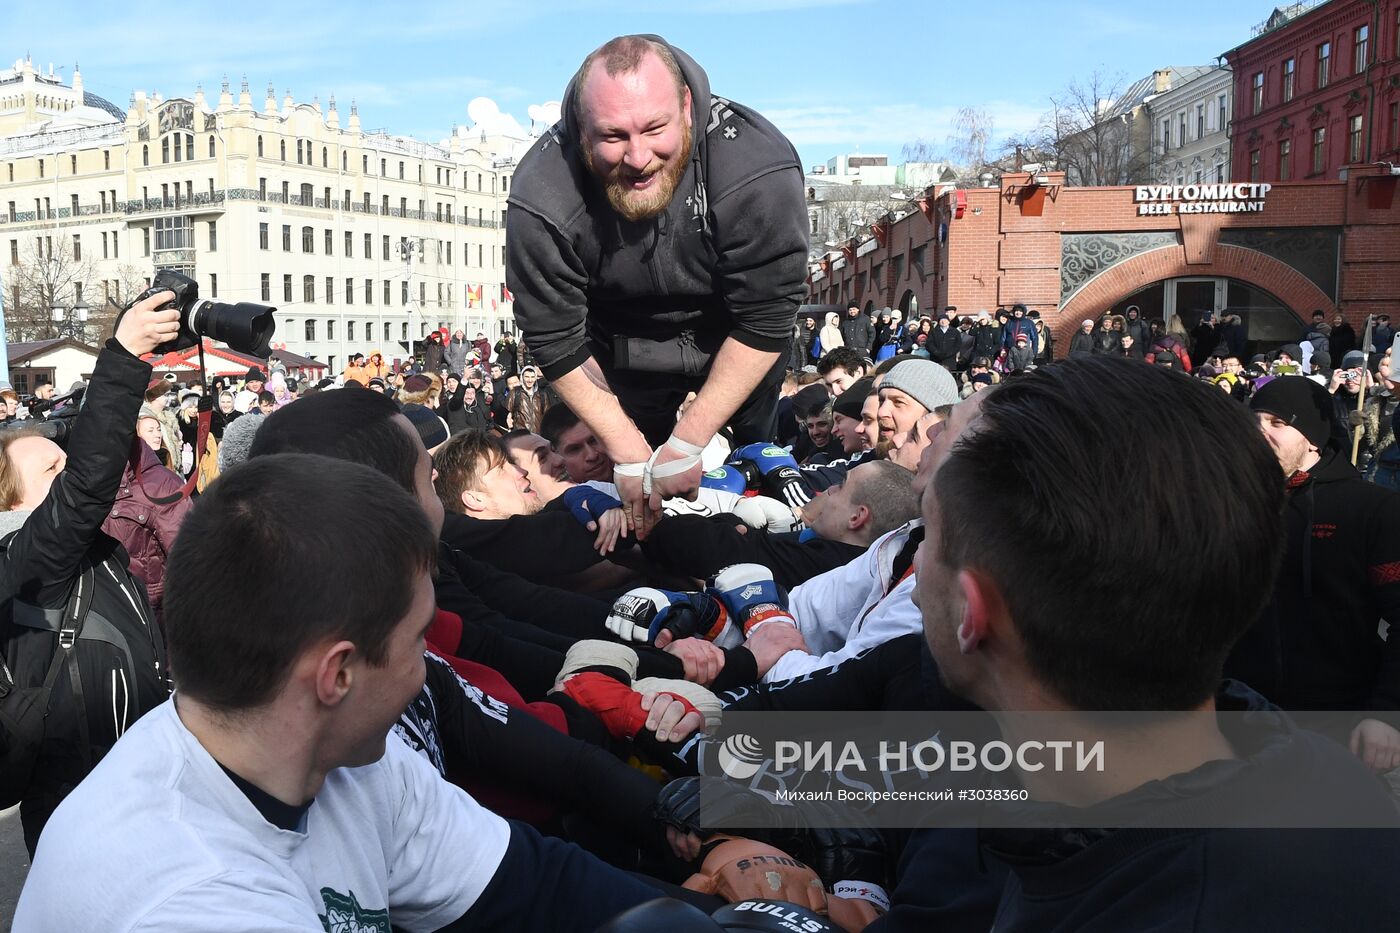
top-left (127, 270), bottom-right (277, 358)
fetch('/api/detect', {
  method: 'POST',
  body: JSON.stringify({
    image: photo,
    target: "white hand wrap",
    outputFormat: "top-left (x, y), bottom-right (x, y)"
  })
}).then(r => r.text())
top-left (633, 677), bottom-right (724, 732)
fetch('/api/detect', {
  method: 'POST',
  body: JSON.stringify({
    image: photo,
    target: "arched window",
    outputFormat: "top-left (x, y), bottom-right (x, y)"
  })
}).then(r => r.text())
top-left (257, 135), bottom-right (263, 157)
top-left (322, 146), bottom-right (328, 167)
top-left (208, 135), bottom-right (215, 158)
top-left (142, 145), bottom-right (149, 166)
top-left (162, 138), bottom-right (170, 163)
top-left (280, 139), bottom-right (286, 161)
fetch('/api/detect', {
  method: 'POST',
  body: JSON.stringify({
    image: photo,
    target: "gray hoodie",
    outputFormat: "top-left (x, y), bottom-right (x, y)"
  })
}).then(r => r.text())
top-left (506, 36), bottom-right (808, 381)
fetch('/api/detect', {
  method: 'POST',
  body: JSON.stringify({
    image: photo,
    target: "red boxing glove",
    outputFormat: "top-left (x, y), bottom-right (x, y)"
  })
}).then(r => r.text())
top-left (559, 672), bottom-right (699, 740)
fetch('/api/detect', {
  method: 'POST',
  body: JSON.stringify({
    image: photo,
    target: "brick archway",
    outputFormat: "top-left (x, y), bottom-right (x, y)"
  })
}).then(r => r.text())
top-left (1053, 244), bottom-right (1332, 355)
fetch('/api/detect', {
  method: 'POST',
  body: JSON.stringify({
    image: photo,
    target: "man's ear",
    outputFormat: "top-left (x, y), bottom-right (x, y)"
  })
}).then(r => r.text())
top-left (459, 488), bottom-right (487, 515)
top-left (848, 503), bottom-right (870, 533)
top-left (682, 87), bottom-right (693, 125)
top-left (955, 568), bottom-right (1004, 655)
top-left (312, 640), bottom-right (357, 707)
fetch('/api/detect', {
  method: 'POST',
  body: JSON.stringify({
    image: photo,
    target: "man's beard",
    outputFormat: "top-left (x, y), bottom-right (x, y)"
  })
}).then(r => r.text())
top-left (584, 120), bottom-right (692, 223)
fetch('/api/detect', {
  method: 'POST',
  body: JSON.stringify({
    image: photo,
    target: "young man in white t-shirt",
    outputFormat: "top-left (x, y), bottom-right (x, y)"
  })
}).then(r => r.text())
top-left (15, 454), bottom-right (662, 932)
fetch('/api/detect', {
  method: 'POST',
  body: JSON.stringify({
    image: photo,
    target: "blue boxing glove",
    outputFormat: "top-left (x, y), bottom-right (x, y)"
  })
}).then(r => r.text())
top-left (700, 464), bottom-right (748, 497)
top-left (605, 587), bottom-right (729, 644)
top-left (728, 443), bottom-right (812, 510)
top-left (561, 484), bottom-right (622, 530)
top-left (708, 564), bottom-right (795, 637)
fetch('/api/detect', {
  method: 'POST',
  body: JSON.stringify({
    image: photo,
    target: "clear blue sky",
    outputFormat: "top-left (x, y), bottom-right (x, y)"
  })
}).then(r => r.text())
top-left (9, 0), bottom-right (1267, 170)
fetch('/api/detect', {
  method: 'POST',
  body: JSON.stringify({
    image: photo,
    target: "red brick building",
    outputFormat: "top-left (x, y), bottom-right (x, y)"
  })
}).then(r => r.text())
top-left (807, 167), bottom-right (1400, 356)
top-left (1225, 0), bottom-right (1400, 183)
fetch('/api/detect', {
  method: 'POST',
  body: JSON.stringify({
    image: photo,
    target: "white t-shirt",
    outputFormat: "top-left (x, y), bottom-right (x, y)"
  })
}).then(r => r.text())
top-left (15, 697), bottom-right (511, 932)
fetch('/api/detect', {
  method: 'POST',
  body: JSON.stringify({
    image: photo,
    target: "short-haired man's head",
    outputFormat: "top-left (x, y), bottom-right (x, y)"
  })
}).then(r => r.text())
top-left (539, 402), bottom-right (582, 449)
top-left (573, 36), bottom-right (692, 223)
top-left (433, 432), bottom-right (506, 514)
top-left (931, 356), bottom-right (1285, 710)
top-left (845, 460), bottom-right (919, 542)
top-left (248, 388), bottom-right (418, 496)
top-left (817, 347), bottom-right (869, 395)
top-left (163, 455), bottom-right (436, 713)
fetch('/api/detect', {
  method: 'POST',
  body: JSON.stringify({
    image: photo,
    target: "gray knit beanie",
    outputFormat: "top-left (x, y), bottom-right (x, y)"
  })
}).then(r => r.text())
top-left (879, 360), bottom-right (960, 412)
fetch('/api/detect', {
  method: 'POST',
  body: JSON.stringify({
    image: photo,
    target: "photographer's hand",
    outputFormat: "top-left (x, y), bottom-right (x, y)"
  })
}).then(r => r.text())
top-left (116, 291), bottom-right (181, 358)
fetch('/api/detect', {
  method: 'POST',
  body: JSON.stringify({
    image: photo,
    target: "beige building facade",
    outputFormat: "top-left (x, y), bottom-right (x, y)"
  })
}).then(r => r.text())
top-left (1, 57), bottom-right (522, 373)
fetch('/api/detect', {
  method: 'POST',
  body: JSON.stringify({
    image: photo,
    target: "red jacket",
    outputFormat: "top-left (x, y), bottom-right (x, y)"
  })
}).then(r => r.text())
top-left (101, 441), bottom-right (191, 625)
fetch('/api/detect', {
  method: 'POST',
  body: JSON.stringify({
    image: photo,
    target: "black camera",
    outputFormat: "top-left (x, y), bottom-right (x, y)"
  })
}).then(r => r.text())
top-left (127, 270), bottom-right (276, 358)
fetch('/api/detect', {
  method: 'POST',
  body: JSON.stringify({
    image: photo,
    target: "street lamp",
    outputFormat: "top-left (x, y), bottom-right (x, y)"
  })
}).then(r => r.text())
top-left (51, 297), bottom-right (90, 342)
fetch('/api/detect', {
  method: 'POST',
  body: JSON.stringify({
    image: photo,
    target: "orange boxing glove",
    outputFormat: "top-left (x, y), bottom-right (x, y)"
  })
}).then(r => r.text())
top-left (682, 836), bottom-right (828, 916)
top-left (559, 672), bottom-right (699, 740)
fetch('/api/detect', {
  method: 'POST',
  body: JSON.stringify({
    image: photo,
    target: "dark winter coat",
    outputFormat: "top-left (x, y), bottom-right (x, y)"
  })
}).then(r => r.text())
top-left (1068, 331), bottom-right (1096, 358)
top-left (423, 337), bottom-right (446, 374)
top-left (927, 325), bottom-right (961, 368)
top-left (508, 385), bottom-right (554, 434)
top-left (791, 324), bottom-right (816, 370)
top-left (494, 338), bottom-right (519, 376)
top-left (972, 322), bottom-right (1002, 361)
top-left (101, 442), bottom-right (191, 624)
top-left (1002, 317), bottom-right (1038, 356)
top-left (0, 342), bottom-right (169, 850)
top-left (839, 314), bottom-right (876, 353)
top-left (1226, 448), bottom-right (1400, 730)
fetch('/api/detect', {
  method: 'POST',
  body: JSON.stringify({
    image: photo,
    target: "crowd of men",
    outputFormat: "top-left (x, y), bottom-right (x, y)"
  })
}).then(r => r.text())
top-left (3, 32), bottom-right (1400, 933)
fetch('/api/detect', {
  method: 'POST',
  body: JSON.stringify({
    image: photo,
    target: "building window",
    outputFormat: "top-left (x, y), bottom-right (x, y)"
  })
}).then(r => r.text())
top-left (162, 138), bottom-right (170, 163)
top-left (382, 235), bottom-right (390, 261)
top-left (104, 150), bottom-right (110, 170)
top-left (401, 281), bottom-right (409, 306)
top-left (1251, 72), bottom-right (1264, 115)
top-left (399, 161), bottom-right (405, 180)
top-left (325, 229), bottom-right (333, 255)
top-left (348, 321), bottom-right (356, 341)
top-left (1312, 127), bottom-right (1326, 174)
top-left (261, 273), bottom-right (270, 301)
top-left (1196, 104), bottom-right (1205, 139)
top-left (303, 275), bottom-right (315, 303)
top-left (208, 221), bottom-right (217, 252)
top-left (1354, 24), bottom-right (1368, 74)
top-left (1349, 115), bottom-right (1364, 163)
top-left (1218, 94), bottom-right (1227, 132)
top-left (305, 319), bottom-right (316, 341)
top-left (259, 222), bottom-right (269, 250)
top-left (258, 136), bottom-right (264, 157)
top-left (1390, 101), bottom-right (1400, 151)
top-left (282, 224), bottom-right (291, 251)
top-left (364, 233), bottom-right (372, 259)
top-left (401, 323), bottom-right (409, 341)
top-left (280, 139), bottom-right (286, 161)
top-left (142, 145), bottom-right (149, 166)
top-left (346, 278), bottom-right (354, 306)
top-left (326, 277), bottom-right (335, 305)
top-left (345, 231), bottom-right (352, 257)
top-left (208, 136), bottom-right (215, 158)
top-left (1279, 139), bottom-right (1292, 180)
top-left (1317, 41), bottom-right (1331, 89)
top-left (143, 228), bottom-right (151, 256)
top-left (1282, 58), bottom-right (1295, 102)
top-left (1249, 149), bottom-right (1261, 182)
top-left (365, 279), bottom-right (373, 304)
top-left (210, 273), bottom-right (218, 297)
top-left (284, 274), bottom-right (293, 302)
top-left (302, 226), bottom-right (314, 253)
top-left (72, 235), bottom-right (81, 261)
top-left (300, 183), bottom-right (313, 205)
top-left (322, 146), bottom-right (328, 168)
top-left (186, 135), bottom-right (193, 161)
top-left (383, 280), bottom-right (391, 305)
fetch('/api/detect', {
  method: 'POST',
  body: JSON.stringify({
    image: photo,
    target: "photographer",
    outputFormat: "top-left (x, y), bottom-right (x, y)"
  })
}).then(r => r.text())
top-left (0, 289), bottom-right (179, 851)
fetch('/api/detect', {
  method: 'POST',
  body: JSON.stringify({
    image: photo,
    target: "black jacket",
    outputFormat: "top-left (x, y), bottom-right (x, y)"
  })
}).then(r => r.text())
top-left (1068, 331), bottom-right (1095, 358)
top-left (506, 37), bottom-right (807, 381)
top-left (927, 325), bottom-right (960, 368)
top-left (440, 508), bottom-right (613, 585)
top-left (839, 314), bottom-right (875, 353)
top-left (1225, 448), bottom-right (1400, 728)
top-left (0, 342), bottom-right (169, 849)
top-left (641, 514), bottom-right (864, 589)
top-left (966, 684), bottom-right (1400, 933)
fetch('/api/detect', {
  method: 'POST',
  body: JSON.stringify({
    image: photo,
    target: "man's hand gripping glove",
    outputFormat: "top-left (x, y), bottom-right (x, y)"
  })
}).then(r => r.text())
top-left (729, 443), bottom-right (813, 510)
top-left (561, 484), bottom-right (622, 528)
top-left (605, 588), bottom-right (729, 644)
top-left (708, 564), bottom-right (794, 638)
